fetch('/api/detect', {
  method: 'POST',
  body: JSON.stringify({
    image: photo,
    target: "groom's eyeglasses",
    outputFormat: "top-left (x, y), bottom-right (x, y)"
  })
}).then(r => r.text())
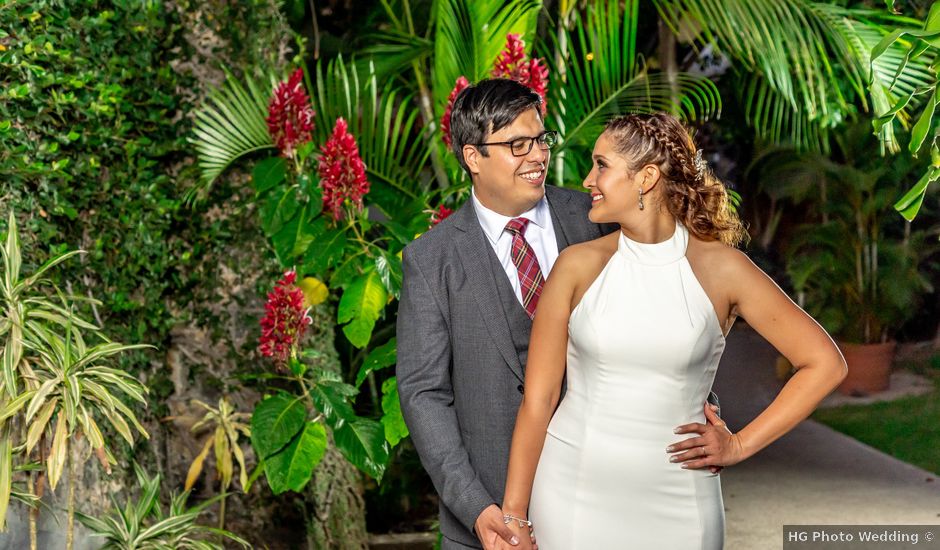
top-left (473, 131), bottom-right (559, 157)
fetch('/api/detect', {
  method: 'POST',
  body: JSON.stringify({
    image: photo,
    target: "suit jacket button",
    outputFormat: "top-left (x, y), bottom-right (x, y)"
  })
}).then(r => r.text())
top-left (517, 384), bottom-right (524, 394)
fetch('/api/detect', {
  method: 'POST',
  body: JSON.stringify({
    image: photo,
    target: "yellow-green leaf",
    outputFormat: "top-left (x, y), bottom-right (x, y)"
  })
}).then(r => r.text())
top-left (299, 277), bottom-right (328, 306)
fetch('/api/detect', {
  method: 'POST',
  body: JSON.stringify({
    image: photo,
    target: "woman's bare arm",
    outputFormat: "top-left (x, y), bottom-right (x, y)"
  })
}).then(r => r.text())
top-left (498, 248), bottom-right (593, 546)
top-left (673, 248), bottom-right (847, 469)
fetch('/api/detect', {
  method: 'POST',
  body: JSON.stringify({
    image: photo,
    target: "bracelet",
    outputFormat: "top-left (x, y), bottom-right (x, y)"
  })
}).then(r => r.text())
top-left (503, 514), bottom-right (532, 528)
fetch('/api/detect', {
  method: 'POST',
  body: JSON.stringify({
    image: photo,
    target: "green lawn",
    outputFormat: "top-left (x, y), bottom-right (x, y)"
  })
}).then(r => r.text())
top-left (813, 376), bottom-right (940, 476)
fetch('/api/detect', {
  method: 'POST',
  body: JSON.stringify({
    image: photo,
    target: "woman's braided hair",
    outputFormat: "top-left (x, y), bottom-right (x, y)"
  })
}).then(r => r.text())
top-left (604, 113), bottom-right (745, 247)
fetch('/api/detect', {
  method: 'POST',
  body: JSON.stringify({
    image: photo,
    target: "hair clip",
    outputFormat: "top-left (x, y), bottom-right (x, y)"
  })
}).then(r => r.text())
top-left (693, 150), bottom-right (708, 181)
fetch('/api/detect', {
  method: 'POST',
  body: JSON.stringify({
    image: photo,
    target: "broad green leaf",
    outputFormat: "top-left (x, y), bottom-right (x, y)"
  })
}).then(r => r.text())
top-left (355, 338), bottom-right (397, 387)
top-left (272, 203), bottom-right (315, 265)
top-left (337, 269), bottom-right (388, 348)
top-left (250, 393), bottom-right (306, 459)
top-left (375, 252), bottom-right (402, 299)
top-left (253, 157), bottom-right (287, 194)
top-left (333, 418), bottom-right (389, 482)
top-left (301, 217), bottom-right (347, 276)
top-left (910, 86), bottom-right (940, 155)
top-left (310, 379), bottom-right (357, 428)
top-left (263, 421), bottom-right (327, 494)
top-left (894, 167), bottom-right (940, 221)
top-left (260, 186), bottom-right (299, 237)
top-left (380, 377), bottom-right (408, 447)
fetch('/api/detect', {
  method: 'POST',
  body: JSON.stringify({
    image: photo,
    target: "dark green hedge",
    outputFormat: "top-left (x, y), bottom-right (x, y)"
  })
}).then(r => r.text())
top-left (0, 0), bottom-right (291, 411)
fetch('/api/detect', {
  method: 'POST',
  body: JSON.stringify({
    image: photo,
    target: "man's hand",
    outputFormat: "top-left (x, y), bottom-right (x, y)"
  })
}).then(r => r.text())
top-left (475, 504), bottom-right (522, 550)
top-left (668, 403), bottom-right (743, 471)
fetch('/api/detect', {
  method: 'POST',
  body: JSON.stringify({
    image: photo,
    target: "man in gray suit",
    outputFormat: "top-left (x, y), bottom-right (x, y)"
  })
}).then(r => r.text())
top-left (397, 79), bottom-right (716, 549)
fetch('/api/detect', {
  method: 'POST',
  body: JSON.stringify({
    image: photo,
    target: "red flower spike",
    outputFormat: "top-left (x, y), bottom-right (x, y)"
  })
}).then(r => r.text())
top-left (267, 68), bottom-right (316, 160)
top-left (317, 117), bottom-right (370, 221)
top-left (259, 270), bottom-right (313, 369)
top-left (491, 34), bottom-right (548, 113)
top-left (492, 34), bottom-right (528, 79)
top-left (430, 204), bottom-right (454, 228)
top-left (441, 76), bottom-right (470, 148)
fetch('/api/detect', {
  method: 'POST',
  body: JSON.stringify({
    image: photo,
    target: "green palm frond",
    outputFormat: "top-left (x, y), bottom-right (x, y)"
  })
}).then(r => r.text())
top-left (742, 75), bottom-right (830, 152)
top-left (656, 0), bottom-right (857, 116)
top-left (357, 29), bottom-right (434, 84)
top-left (189, 67), bottom-right (279, 202)
top-left (832, 8), bottom-right (935, 153)
top-left (432, 0), bottom-right (542, 112)
top-left (654, 0), bottom-right (925, 151)
top-left (552, 0), bottom-right (721, 134)
top-left (544, 0), bottom-right (720, 184)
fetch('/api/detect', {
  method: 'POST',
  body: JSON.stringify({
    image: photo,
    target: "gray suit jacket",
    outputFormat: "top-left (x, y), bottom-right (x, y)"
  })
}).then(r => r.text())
top-left (396, 185), bottom-right (608, 547)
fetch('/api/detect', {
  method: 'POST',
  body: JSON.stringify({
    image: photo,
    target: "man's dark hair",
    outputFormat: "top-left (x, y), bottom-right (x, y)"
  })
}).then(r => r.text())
top-left (450, 78), bottom-right (543, 176)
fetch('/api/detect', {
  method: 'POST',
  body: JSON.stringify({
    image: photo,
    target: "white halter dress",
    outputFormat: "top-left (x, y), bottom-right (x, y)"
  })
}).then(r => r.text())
top-left (528, 222), bottom-right (725, 549)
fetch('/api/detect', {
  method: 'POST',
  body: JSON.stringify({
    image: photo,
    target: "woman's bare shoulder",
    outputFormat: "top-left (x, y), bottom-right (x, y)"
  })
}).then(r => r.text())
top-left (686, 234), bottom-right (751, 275)
top-left (556, 232), bottom-right (619, 273)
top-left (550, 232), bottom-right (620, 310)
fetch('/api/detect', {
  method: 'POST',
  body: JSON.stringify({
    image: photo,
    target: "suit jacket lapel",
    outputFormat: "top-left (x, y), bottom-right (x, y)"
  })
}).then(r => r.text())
top-left (545, 185), bottom-right (593, 253)
top-left (452, 201), bottom-right (525, 383)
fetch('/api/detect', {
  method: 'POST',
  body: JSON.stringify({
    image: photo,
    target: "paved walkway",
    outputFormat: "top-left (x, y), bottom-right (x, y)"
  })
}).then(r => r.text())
top-left (715, 327), bottom-right (940, 550)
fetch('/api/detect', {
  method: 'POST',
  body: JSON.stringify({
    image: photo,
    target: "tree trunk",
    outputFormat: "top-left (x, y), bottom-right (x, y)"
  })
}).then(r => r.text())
top-left (658, 20), bottom-right (680, 113)
top-left (65, 441), bottom-right (74, 550)
top-left (305, 305), bottom-right (369, 549)
top-left (27, 471), bottom-right (37, 550)
top-left (307, 444), bottom-right (368, 549)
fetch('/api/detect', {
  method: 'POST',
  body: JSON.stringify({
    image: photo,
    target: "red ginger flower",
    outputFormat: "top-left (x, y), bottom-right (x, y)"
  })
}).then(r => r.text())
top-left (492, 34), bottom-right (548, 113)
top-left (441, 76), bottom-right (470, 148)
top-left (429, 204), bottom-right (454, 228)
top-left (318, 117), bottom-right (370, 220)
top-left (259, 270), bottom-right (313, 368)
top-left (267, 69), bottom-right (316, 160)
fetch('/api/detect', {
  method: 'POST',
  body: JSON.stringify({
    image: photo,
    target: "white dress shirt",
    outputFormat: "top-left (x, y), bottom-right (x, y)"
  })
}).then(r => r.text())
top-left (471, 188), bottom-right (560, 307)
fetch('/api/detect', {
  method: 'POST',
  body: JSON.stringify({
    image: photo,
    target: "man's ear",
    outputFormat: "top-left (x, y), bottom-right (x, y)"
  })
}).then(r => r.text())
top-left (463, 145), bottom-right (482, 175)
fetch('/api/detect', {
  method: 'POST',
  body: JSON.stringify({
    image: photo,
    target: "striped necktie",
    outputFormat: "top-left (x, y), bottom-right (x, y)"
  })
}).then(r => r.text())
top-left (504, 217), bottom-right (545, 319)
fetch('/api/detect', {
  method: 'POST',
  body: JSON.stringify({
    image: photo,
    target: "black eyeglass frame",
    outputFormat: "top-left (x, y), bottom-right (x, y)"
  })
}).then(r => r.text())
top-left (471, 130), bottom-right (559, 157)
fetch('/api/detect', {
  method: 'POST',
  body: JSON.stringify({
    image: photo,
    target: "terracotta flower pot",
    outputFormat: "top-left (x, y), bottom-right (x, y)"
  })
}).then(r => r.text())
top-left (836, 341), bottom-right (896, 396)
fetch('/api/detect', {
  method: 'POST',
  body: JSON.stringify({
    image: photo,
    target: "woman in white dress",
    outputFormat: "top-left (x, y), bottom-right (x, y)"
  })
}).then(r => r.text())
top-left (496, 113), bottom-right (847, 549)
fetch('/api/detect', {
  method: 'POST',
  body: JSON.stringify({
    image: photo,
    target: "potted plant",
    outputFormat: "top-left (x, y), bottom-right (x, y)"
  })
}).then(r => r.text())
top-left (773, 124), bottom-right (935, 395)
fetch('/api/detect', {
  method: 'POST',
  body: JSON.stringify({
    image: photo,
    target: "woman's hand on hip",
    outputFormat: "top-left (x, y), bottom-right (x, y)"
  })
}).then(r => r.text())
top-left (667, 403), bottom-right (746, 469)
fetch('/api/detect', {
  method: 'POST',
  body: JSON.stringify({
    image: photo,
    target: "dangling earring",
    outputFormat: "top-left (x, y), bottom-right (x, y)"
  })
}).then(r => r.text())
top-left (638, 189), bottom-right (645, 211)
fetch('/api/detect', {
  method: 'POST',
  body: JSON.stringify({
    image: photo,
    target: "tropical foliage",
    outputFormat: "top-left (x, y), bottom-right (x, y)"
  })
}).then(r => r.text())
top-left (76, 464), bottom-right (249, 550)
top-left (751, 124), bottom-right (935, 343)
top-left (178, 398), bottom-right (251, 530)
top-left (871, 1), bottom-right (940, 220)
top-left (3, 0), bottom-right (939, 546)
top-left (188, 0), bottom-right (940, 503)
top-left (0, 211), bottom-right (153, 549)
